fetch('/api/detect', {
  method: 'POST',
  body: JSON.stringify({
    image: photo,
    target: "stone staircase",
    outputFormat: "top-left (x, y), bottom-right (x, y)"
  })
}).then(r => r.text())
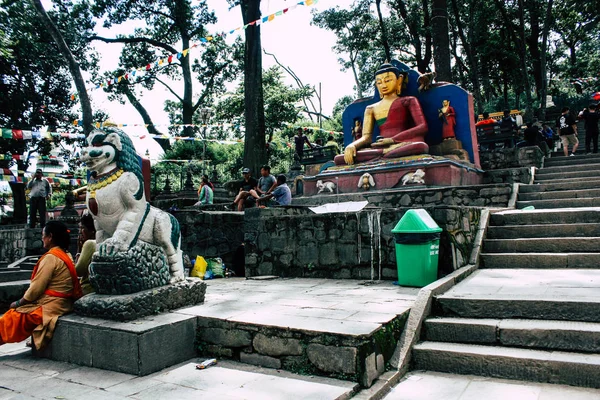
top-left (412, 154), bottom-right (600, 388)
top-left (0, 256), bottom-right (38, 312)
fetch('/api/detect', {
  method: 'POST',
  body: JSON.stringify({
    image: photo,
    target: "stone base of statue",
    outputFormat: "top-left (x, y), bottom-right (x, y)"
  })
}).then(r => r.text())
top-left (74, 277), bottom-right (206, 321)
top-left (303, 154), bottom-right (483, 195)
top-left (89, 242), bottom-right (171, 295)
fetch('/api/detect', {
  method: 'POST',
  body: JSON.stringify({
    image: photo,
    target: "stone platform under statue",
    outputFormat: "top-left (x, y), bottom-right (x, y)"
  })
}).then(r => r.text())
top-left (304, 154), bottom-right (482, 195)
top-left (300, 60), bottom-right (483, 196)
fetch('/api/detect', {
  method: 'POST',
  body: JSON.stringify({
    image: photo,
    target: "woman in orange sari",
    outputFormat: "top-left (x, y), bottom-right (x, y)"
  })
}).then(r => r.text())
top-left (0, 221), bottom-right (82, 350)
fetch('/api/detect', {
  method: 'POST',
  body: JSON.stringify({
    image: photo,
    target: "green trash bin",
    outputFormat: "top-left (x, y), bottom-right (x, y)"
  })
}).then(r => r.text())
top-left (391, 209), bottom-right (442, 287)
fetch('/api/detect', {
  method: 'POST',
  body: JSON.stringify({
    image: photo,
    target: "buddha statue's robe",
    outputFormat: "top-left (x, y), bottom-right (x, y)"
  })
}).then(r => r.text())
top-left (335, 96), bottom-right (429, 165)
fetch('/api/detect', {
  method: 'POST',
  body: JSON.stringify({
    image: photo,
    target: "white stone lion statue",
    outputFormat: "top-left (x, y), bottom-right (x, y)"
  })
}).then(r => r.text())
top-left (81, 126), bottom-right (184, 283)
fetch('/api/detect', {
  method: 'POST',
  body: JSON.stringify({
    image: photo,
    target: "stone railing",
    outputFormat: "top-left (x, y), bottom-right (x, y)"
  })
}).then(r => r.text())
top-left (243, 206), bottom-right (484, 280)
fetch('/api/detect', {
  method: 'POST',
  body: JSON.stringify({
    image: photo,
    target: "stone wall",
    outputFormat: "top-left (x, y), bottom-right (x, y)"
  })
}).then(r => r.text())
top-left (175, 210), bottom-right (245, 265)
top-left (244, 206), bottom-right (483, 280)
top-left (0, 224), bottom-right (83, 264)
top-left (483, 167), bottom-right (534, 185)
top-left (197, 311), bottom-right (408, 387)
top-left (292, 183), bottom-right (513, 209)
top-left (479, 146), bottom-right (544, 170)
top-left (0, 226), bottom-right (45, 263)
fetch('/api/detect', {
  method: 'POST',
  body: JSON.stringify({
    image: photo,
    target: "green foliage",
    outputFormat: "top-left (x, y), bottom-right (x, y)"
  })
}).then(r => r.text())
top-left (312, 0), bottom-right (381, 98)
top-left (92, 0), bottom-right (243, 137)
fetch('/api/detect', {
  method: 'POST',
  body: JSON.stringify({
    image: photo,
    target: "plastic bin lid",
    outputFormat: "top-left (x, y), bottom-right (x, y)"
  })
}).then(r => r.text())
top-left (391, 209), bottom-right (442, 234)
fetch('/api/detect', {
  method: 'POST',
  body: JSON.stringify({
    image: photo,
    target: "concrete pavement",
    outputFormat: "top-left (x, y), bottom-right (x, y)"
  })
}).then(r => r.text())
top-left (0, 340), bottom-right (358, 400)
top-left (384, 371), bottom-right (600, 400)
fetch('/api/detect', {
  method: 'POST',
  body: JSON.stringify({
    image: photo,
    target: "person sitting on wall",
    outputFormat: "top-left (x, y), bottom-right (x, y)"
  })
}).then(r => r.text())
top-left (0, 221), bottom-right (82, 350)
top-left (75, 212), bottom-right (96, 295)
top-left (325, 135), bottom-right (340, 154)
top-left (198, 177), bottom-right (214, 205)
top-left (257, 175), bottom-right (292, 207)
top-left (249, 165), bottom-right (276, 202)
top-left (499, 109), bottom-right (519, 133)
top-left (334, 63), bottom-right (428, 166)
top-left (541, 123), bottom-right (555, 150)
top-left (232, 168), bottom-right (258, 211)
top-left (475, 112), bottom-right (498, 126)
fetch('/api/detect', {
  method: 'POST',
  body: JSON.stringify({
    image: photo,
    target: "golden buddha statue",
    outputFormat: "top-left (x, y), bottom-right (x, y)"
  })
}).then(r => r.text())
top-left (335, 63), bottom-right (429, 165)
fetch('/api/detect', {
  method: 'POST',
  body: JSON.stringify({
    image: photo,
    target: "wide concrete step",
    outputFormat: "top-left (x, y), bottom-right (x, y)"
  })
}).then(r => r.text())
top-left (534, 170), bottom-right (599, 181)
top-left (535, 163), bottom-right (600, 178)
top-left (532, 175), bottom-right (600, 186)
top-left (412, 341), bottom-right (600, 388)
top-left (520, 179), bottom-right (600, 193)
top-left (423, 317), bottom-right (600, 353)
top-left (483, 238), bottom-right (600, 253)
top-left (516, 198), bottom-right (600, 209)
top-left (490, 208), bottom-right (600, 226)
top-left (545, 153), bottom-right (600, 167)
top-left (436, 294), bottom-right (600, 322)
top-left (487, 223), bottom-right (600, 239)
top-left (519, 188), bottom-right (600, 201)
top-left (480, 252), bottom-right (600, 268)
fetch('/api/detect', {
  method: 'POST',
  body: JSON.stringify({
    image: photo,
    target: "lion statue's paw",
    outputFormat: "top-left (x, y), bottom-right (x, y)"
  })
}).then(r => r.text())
top-left (98, 238), bottom-right (128, 256)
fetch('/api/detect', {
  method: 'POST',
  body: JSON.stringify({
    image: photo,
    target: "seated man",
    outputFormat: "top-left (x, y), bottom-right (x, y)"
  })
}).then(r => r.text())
top-left (325, 135), bottom-right (340, 154)
top-left (476, 112), bottom-right (498, 127)
top-left (499, 109), bottom-right (518, 133)
top-left (258, 175), bottom-right (292, 206)
top-left (232, 168), bottom-right (258, 211)
top-left (249, 165), bottom-right (276, 201)
top-left (335, 63), bottom-right (428, 165)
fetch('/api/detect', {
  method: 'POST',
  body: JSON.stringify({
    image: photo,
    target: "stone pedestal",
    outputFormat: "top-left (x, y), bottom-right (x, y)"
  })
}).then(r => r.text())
top-left (303, 155), bottom-right (483, 196)
top-left (75, 278), bottom-right (206, 321)
top-left (89, 242), bottom-right (171, 295)
top-left (33, 312), bottom-right (198, 376)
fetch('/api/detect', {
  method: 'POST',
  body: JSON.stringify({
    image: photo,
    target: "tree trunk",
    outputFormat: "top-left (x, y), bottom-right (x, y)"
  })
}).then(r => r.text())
top-left (240, 0), bottom-right (266, 176)
top-left (9, 182), bottom-right (26, 225)
top-left (29, 0), bottom-right (94, 136)
top-left (526, 0), bottom-right (542, 98)
top-left (538, 0), bottom-right (554, 121)
top-left (375, 0), bottom-right (391, 62)
top-left (431, 0), bottom-right (452, 81)
top-left (174, 0), bottom-right (195, 138)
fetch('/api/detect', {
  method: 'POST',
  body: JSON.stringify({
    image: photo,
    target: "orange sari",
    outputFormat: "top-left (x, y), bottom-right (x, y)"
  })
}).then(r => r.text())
top-left (0, 247), bottom-right (81, 349)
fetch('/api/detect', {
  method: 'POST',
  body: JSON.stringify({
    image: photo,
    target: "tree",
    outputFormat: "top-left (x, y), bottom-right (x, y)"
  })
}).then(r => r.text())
top-left (91, 0), bottom-right (241, 139)
top-left (430, 0), bottom-right (451, 81)
top-left (29, 0), bottom-right (95, 135)
top-left (312, 1), bottom-right (380, 98)
top-left (0, 0), bottom-right (95, 221)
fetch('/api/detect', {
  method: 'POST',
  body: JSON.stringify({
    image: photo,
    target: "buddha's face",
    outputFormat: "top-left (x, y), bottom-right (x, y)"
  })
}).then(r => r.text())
top-left (376, 72), bottom-right (402, 97)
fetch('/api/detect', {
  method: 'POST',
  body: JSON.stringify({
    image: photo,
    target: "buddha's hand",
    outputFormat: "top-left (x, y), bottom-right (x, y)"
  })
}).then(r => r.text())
top-left (372, 137), bottom-right (395, 148)
top-left (344, 145), bottom-right (356, 165)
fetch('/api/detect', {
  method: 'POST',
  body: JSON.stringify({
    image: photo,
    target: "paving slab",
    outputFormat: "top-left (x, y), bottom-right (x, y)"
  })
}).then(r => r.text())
top-left (176, 278), bottom-right (418, 335)
top-left (442, 269), bottom-right (600, 298)
top-left (384, 371), bottom-right (600, 400)
top-left (0, 348), bottom-right (357, 400)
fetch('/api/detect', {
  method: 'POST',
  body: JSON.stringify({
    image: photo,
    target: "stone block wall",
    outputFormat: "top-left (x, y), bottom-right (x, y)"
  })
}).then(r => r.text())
top-left (479, 146), bottom-right (544, 170)
top-left (196, 312), bottom-right (408, 387)
top-left (292, 183), bottom-right (513, 209)
top-left (483, 167), bottom-right (534, 184)
top-left (244, 206), bottom-right (483, 280)
top-left (175, 210), bottom-right (245, 264)
top-left (0, 226), bottom-right (47, 263)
